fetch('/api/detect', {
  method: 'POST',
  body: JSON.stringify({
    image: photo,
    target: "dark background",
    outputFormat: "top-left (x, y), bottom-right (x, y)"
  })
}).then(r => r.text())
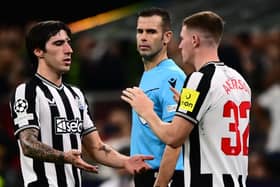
top-left (0, 0), bottom-right (145, 26)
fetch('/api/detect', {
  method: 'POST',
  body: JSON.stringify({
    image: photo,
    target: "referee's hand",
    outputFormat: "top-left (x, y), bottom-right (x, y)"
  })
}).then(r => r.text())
top-left (64, 149), bottom-right (99, 173)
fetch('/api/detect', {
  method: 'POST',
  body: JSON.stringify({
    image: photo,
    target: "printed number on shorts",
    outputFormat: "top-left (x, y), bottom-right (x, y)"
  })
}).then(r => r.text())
top-left (221, 101), bottom-right (251, 156)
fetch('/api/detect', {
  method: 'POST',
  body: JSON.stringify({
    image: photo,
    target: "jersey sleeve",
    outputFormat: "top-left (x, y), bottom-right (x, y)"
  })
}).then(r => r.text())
top-left (160, 72), bottom-right (186, 122)
top-left (72, 87), bottom-right (97, 136)
top-left (10, 83), bottom-right (40, 137)
top-left (176, 71), bottom-right (212, 125)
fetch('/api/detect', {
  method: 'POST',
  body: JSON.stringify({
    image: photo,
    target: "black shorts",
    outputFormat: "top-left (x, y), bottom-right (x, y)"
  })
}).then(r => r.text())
top-left (134, 169), bottom-right (184, 187)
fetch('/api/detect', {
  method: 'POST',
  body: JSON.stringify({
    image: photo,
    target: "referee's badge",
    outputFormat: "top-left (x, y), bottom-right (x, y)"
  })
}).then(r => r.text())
top-left (179, 88), bottom-right (200, 112)
top-left (167, 104), bottom-right (177, 112)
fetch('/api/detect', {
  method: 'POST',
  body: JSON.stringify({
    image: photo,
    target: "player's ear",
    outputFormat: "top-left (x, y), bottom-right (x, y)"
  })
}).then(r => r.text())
top-left (163, 30), bottom-right (173, 45)
top-left (192, 34), bottom-right (200, 48)
top-left (34, 48), bottom-right (44, 59)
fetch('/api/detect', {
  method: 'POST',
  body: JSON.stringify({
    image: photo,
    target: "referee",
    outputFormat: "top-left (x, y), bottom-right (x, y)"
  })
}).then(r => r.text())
top-left (9, 20), bottom-right (153, 187)
top-left (132, 7), bottom-right (185, 187)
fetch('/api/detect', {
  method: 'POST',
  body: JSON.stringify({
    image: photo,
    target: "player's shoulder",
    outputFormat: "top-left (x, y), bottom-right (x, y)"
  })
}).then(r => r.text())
top-left (11, 83), bottom-right (25, 99)
top-left (187, 71), bottom-right (204, 84)
top-left (222, 65), bottom-right (248, 82)
top-left (10, 79), bottom-right (35, 102)
top-left (13, 77), bottom-right (34, 93)
top-left (14, 82), bottom-right (26, 90)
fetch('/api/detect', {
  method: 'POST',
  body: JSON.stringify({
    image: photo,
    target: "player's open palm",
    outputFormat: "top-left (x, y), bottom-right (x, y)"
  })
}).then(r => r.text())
top-left (64, 149), bottom-right (98, 173)
top-left (124, 155), bottom-right (154, 174)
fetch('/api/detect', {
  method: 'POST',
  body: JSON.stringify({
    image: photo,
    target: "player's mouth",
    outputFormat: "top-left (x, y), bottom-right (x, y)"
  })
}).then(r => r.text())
top-left (63, 58), bottom-right (71, 65)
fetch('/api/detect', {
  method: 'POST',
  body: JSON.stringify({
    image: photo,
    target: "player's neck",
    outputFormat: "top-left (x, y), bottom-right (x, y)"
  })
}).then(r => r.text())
top-left (194, 48), bottom-right (219, 71)
top-left (37, 67), bottom-right (62, 87)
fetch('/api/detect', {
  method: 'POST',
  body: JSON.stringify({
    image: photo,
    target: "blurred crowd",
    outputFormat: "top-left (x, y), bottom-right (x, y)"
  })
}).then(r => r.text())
top-left (0, 21), bottom-right (279, 187)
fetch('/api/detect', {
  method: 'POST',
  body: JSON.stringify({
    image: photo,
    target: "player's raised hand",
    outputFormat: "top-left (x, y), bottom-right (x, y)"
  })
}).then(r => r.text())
top-left (64, 149), bottom-right (98, 173)
top-left (170, 86), bottom-right (180, 103)
top-left (121, 87), bottom-right (154, 118)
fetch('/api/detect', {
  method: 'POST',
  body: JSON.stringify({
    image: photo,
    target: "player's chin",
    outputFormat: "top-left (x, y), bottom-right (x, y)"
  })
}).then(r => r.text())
top-left (60, 66), bottom-right (71, 73)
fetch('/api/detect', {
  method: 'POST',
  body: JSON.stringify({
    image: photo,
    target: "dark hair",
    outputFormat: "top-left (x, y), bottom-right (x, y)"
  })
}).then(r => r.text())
top-left (183, 11), bottom-right (224, 44)
top-left (137, 7), bottom-right (171, 32)
top-left (25, 20), bottom-right (72, 65)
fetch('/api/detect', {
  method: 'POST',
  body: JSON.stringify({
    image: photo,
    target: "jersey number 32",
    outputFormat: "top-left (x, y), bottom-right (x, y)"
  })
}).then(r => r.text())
top-left (221, 101), bottom-right (251, 156)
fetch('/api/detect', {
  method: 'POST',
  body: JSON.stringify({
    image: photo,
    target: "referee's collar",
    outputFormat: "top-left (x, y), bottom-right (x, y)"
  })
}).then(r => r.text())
top-left (35, 73), bottom-right (64, 90)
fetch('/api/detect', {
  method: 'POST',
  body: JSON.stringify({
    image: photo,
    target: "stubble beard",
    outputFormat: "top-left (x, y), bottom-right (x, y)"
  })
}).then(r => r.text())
top-left (140, 47), bottom-right (162, 62)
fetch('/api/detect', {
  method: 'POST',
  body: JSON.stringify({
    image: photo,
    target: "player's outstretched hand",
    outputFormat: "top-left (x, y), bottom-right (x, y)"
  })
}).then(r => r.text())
top-left (124, 155), bottom-right (154, 174)
top-left (64, 149), bottom-right (98, 173)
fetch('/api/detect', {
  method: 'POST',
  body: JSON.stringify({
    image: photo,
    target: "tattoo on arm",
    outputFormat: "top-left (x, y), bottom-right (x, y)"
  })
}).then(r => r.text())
top-left (19, 128), bottom-right (65, 164)
top-left (98, 144), bottom-right (112, 155)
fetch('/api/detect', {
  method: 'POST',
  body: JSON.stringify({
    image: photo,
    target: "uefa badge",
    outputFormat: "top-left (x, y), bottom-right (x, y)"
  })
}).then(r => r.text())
top-left (14, 98), bottom-right (28, 114)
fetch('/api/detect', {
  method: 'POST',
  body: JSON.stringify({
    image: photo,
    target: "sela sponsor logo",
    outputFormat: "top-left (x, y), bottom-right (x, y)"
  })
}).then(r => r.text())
top-left (55, 117), bottom-right (83, 134)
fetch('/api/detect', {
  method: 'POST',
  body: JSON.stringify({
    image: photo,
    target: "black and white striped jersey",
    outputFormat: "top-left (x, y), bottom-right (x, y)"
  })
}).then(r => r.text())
top-left (10, 73), bottom-right (97, 187)
top-left (176, 62), bottom-right (251, 187)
